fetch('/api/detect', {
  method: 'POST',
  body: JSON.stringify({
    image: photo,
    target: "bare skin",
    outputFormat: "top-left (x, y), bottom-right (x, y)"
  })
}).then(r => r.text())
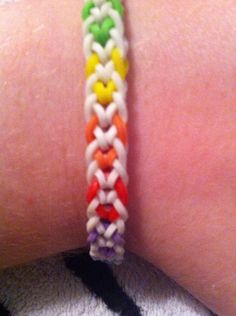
top-left (0, 0), bottom-right (236, 315)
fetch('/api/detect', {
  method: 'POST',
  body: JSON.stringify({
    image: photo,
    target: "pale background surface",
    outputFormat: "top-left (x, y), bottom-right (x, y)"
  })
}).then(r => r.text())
top-left (0, 251), bottom-right (213, 315)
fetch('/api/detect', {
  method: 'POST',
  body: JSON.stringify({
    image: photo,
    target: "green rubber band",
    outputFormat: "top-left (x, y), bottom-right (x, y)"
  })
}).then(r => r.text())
top-left (89, 16), bottom-right (115, 46)
top-left (108, 0), bottom-right (124, 17)
top-left (82, 0), bottom-right (124, 21)
top-left (82, 0), bottom-right (95, 21)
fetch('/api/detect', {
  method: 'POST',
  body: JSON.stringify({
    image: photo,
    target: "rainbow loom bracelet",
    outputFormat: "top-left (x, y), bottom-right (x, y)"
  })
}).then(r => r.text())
top-left (82, 0), bottom-right (129, 264)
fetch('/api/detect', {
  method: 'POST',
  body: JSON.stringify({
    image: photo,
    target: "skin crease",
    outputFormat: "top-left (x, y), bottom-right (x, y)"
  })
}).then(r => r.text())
top-left (0, 0), bottom-right (235, 315)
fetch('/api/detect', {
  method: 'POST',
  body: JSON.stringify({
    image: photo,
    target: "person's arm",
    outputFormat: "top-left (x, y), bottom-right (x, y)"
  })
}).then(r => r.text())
top-left (0, 1), bottom-right (236, 315)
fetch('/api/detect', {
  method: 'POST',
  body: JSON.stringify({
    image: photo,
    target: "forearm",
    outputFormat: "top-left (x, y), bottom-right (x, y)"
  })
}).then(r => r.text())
top-left (0, 1), bottom-right (236, 315)
top-left (0, 0), bottom-right (87, 266)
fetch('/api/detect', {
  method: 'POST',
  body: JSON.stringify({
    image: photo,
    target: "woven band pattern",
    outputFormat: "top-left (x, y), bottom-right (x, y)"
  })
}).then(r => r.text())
top-left (82, 0), bottom-right (129, 264)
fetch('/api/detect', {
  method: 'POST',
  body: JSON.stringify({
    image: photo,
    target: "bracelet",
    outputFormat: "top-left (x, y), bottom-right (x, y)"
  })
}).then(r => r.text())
top-left (81, 0), bottom-right (129, 265)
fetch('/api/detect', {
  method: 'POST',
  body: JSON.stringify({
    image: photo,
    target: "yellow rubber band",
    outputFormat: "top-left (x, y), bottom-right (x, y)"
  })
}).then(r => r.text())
top-left (86, 48), bottom-right (129, 80)
top-left (111, 48), bottom-right (129, 80)
top-left (86, 53), bottom-right (100, 78)
top-left (93, 80), bottom-right (116, 105)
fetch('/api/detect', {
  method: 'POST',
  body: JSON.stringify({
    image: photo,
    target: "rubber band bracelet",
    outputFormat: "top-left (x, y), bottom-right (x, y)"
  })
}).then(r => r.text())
top-left (81, 0), bottom-right (129, 265)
